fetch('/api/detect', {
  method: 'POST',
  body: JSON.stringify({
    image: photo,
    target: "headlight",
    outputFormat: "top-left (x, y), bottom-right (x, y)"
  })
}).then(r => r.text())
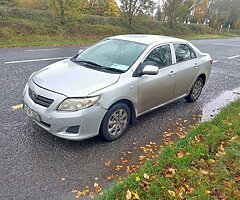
top-left (58, 96), bottom-right (100, 111)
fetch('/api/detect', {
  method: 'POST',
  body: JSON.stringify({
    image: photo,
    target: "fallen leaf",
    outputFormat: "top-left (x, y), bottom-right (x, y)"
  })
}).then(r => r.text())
top-left (94, 183), bottom-right (99, 188)
top-left (104, 161), bottom-right (111, 167)
top-left (12, 104), bottom-right (23, 110)
top-left (121, 159), bottom-right (129, 164)
top-left (126, 189), bottom-right (132, 200)
top-left (135, 176), bottom-right (140, 182)
top-left (194, 135), bottom-right (201, 142)
top-left (132, 191), bottom-right (140, 199)
top-left (61, 177), bottom-right (65, 181)
top-left (165, 167), bottom-right (176, 178)
top-left (177, 150), bottom-right (186, 158)
top-left (168, 190), bottom-right (176, 197)
top-left (143, 173), bottom-right (150, 180)
top-left (177, 186), bottom-right (186, 193)
top-left (234, 175), bottom-right (240, 182)
top-left (231, 135), bottom-right (238, 141)
top-left (95, 186), bottom-right (102, 193)
top-left (139, 155), bottom-right (146, 161)
top-left (107, 174), bottom-right (115, 181)
top-left (139, 180), bottom-right (151, 190)
top-left (216, 151), bottom-right (226, 157)
top-left (115, 165), bottom-right (123, 171)
top-left (205, 190), bottom-right (211, 195)
top-left (200, 170), bottom-right (209, 175)
top-left (209, 159), bottom-right (215, 164)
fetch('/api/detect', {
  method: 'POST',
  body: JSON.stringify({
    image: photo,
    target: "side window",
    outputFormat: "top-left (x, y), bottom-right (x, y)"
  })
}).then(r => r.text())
top-left (174, 44), bottom-right (197, 63)
top-left (142, 44), bottom-right (172, 69)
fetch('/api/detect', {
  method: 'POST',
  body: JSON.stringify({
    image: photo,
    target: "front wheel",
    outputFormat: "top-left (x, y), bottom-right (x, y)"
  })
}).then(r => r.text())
top-left (185, 77), bottom-right (204, 102)
top-left (100, 103), bottom-right (130, 141)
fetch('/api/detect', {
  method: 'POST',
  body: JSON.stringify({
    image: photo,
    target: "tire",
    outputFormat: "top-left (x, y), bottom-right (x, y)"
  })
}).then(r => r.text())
top-left (100, 103), bottom-right (131, 141)
top-left (185, 77), bottom-right (204, 102)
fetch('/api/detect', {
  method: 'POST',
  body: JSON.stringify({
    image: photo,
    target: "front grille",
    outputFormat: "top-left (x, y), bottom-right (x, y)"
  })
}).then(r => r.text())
top-left (29, 87), bottom-right (54, 107)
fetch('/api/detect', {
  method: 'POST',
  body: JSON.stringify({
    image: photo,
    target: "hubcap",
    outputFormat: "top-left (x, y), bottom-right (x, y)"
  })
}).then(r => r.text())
top-left (108, 109), bottom-right (128, 136)
top-left (192, 80), bottom-right (202, 99)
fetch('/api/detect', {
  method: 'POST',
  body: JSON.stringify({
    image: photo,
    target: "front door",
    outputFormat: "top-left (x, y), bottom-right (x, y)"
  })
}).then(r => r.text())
top-left (137, 44), bottom-right (176, 114)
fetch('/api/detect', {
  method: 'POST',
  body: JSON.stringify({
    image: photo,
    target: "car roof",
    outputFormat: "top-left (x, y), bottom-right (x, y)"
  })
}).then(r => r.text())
top-left (109, 34), bottom-right (186, 45)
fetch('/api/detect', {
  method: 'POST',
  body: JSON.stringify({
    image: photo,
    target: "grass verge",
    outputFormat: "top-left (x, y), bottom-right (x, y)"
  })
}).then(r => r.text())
top-left (1, 33), bottom-right (239, 48)
top-left (100, 100), bottom-right (240, 199)
top-left (0, 37), bottom-right (102, 48)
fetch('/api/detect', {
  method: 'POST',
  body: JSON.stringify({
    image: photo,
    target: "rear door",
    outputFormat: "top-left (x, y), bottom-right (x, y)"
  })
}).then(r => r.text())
top-left (171, 43), bottom-right (199, 97)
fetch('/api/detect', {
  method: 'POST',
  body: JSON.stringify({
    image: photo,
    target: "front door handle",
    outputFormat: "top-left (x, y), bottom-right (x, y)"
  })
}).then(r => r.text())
top-left (169, 71), bottom-right (175, 76)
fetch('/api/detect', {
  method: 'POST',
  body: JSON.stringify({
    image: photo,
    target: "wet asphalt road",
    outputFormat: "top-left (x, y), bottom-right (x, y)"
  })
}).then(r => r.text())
top-left (0, 38), bottom-right (240, 200)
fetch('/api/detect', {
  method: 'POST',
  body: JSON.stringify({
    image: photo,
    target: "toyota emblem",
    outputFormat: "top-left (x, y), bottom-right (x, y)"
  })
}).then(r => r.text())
top-left (32, 91), bottom-right (38, 99)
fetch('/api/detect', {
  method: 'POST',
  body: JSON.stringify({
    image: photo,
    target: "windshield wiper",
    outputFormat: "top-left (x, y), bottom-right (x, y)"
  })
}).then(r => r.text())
top-left (75, 60), bottom-right (103, 68)
top-left (101, 67), bottom-right (124, 73)
top-left (71, 58), bottom-right (124, 73)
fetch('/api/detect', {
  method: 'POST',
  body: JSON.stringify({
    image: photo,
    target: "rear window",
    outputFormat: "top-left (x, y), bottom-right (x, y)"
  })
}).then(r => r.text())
top-left (174, 44), bottom-right (197, 63)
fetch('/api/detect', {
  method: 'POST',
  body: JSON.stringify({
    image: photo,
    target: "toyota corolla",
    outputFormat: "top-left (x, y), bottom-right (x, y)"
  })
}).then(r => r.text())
top-left (23, 35), bottom-right (212, 141)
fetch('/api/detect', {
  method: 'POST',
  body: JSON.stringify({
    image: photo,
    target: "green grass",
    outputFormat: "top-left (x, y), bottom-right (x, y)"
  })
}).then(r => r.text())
top-left (100, 100), bottom-right (240, 199)
top-left (0, 37), bottom-right (101, 48)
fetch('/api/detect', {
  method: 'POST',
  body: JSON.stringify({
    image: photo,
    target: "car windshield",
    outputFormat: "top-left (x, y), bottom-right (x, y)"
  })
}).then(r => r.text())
top-left (74, 39), bottom-right (147, 73)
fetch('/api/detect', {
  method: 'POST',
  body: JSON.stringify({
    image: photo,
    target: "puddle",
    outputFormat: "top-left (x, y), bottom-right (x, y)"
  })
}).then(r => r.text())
top-left (201, 87), bottom-right (240, 122)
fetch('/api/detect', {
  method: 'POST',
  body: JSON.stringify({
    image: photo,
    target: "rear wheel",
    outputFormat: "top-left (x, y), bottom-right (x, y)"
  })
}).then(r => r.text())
top-left (100, 103), bottom-right (130, 141)
top-left (185, 77), bottom-right (204, 102)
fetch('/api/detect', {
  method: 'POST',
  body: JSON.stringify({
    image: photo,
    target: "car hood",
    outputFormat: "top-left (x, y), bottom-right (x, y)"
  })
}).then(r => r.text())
top-left (32, 59), bottom-right (120, 97)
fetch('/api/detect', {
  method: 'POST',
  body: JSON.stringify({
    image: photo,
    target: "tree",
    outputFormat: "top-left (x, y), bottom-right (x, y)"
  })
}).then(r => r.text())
top-left (82, 0), bottom-right (120, 16)
top-left (0, 0), bottom-right (15, 6)
top-left (193, 0), bottom-right (208, 23)
top-left (208, 0), bottom-right (240, 29)
top-left (49, 0), bottom-right (72, 24)
top-left (162, 0), bottom-right (195, 26)
top-left (120, 0), bottom-right (156, 23)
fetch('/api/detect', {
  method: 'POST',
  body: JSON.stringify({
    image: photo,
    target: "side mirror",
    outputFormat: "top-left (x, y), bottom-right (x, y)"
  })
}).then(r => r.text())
top-left (142, 65), bottom-right (159, 75)
top-left (78, 49), bottom-right (84, 54)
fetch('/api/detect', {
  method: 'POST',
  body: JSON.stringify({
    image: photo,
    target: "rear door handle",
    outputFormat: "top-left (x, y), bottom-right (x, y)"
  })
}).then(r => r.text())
top-left (169, 71), bottom-right (175, 76)
top-left (194, 63), bottom-right (199, 68)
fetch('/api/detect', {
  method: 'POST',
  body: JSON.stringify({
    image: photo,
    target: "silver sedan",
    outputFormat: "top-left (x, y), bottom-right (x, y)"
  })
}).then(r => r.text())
top-left (23, 35), bottom-right (212, 141)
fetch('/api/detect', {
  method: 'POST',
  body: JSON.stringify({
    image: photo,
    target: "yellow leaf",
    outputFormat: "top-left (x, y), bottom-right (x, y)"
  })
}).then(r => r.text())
top-left (200, 170), bottom-right (209, 175)
top-left (168, 190), bottom-right (176, 197)
top-left (143, 173), bottom-right (149, 180)
top-left (135, 176), bottom-right (140, 182)
top-left (104, 161), bottom-right (111, 167)
top-left (94, 183), bottom-right (99, 188)
top-left (132, 191), bottom-right (140, 200)
top-left (231, 135), bottom-right (238, 141)
top-left (205, 190), bottom-right (211, 194)
top-left (126, 189), bottom-right (132, 200)
top-left (107, 174), bottom-right (115, 181)
top-left (12, 104), bottom-right (23, 110)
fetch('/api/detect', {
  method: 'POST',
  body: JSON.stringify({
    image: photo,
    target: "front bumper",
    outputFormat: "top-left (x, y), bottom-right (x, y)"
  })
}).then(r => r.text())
top-left (23, 80), bottom-right (107, 140)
